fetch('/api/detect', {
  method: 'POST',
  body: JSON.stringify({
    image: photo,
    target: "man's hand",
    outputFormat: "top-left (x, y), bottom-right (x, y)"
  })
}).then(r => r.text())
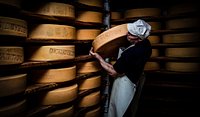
top-left (89, 47), bottom-right (102, 60)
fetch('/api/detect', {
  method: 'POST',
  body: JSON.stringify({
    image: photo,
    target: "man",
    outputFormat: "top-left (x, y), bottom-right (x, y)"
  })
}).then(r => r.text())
top-left (90, 19), bottom-right (152, 117)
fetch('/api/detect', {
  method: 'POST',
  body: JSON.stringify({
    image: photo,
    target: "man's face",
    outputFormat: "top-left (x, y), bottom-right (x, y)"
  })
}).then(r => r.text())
top-left (127, 32), bottom-right (141, 44)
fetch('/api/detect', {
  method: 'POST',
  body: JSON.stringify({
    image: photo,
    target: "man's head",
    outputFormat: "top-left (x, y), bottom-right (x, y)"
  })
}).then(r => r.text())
top-left (127, 19), bottom-right (151, 41)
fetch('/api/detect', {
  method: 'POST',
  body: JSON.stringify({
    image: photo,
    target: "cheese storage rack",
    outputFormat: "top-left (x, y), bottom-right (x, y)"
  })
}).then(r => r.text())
top-left (0, 0), bottom-right (107, 116)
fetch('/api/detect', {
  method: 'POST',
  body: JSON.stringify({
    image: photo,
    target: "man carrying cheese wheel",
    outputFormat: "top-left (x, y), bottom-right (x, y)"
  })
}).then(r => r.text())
top-left (90, 19), bottom-right (152, 117)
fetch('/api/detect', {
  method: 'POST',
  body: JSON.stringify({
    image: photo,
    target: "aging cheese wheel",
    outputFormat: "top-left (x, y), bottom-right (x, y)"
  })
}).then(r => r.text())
top-left (76, 11), bottom-right (103, 23)
top-left (27, 45), bottom-right (75, 61)
top-left (79, 91), bottom-right (100, 107)
top-left (77, 0), bottom-right (103, 7)
top-left (92, 24), bottom-right (129, 58)
top-left (76, 29), bottom-right (101, 40)
top-left (147, 22), bottom-right (161, 30)
top-left (30, 66), bottom-right (76, 83)
top-left (111, 11), bottom-right (122, 20)
top-left (165, 62), bottom-right (200, 72)
top-left (77, 61), bottom-right (102, 74)
top-left (0, 0), bottom-right (21, 8)
top-left (28, 24), bottom-right (75, 40)
top-left (162, 33), bottom-right (200, 43)
top-left (0, 74), bottom-right (27, 97)
top-left (124, 8), bottom-right (161, 18)
top-left (78, 75), bottom-right (101, 90)
top-left (165, 48), bottom-right (200, 57)
top-left (34, 2), bottom-right (75, 18)
top-left (151, 49), bottom-right (159, 57)
top-left (39, 84), bottom-right (78, 105)
top-left (84, 107), bottom-right (101, 117)
top-left (0, 46), bottom-right (24, 65)
top-left (46, 106), bottom-right (74, 117)
top-left (166, 18), bottom-right (199, 29)
top-left (0, 99), bottom-right (26, 117)
top-left (144, 62), bottom-right (160, 71)
top-left (148, 36), bottom-right (160, 44)
top-left (167, 2), bottom-right (199, 15)
top-left (0, 16), bottom-right (27, 37)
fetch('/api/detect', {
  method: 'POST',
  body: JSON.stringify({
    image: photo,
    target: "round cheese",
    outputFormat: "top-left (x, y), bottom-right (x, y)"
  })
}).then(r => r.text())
top-left (0, 99), bottom-right (26, 117)
top-left (0, 74), bottom-right (27, 97)
top-left (147, 22), bottom-right (161, 30)
top-left (165, 62), bottom-right (200, 72)
top-left (84, 107), bottom-right (101, 117)
top-left (77, 0), bottom-right (103, 7)
top-left (27, 45), bottom-right (75, 61)
top-left (166, 18), bottom-right (199, 29)
top-left (77, 61), bottom-right (102, 74)
top-left (39, 84), bottom-right (78, 105)
top-left (79, 91), bottom-right (100, 107)
top-left (148, 36), bottom-right (160, 44)
top-left (92, 24), bottom-right (129, 58)
top-left (76, 11), bottom-right (103, 23)
top-left (0, 46), bottom-right (24, 65)
top-left (30, 66), bottom-right (76, 83)
top-left (165, 47), bottom-right (200, 57)
top-left (0, 0), bottom-right (21, 8)
top-left (78, 75), bottom-right (101, 90)
top-left (0, 16), bottom-right (27, 37)
top-left (124, 8), bottom-right (161, 18)
top-left (111, 11), bottom-right (122, 20)
top-left (28, 24), bottom-right (75, 40)
top-left (162, 33), bottom-right (200, 43)
top-left (144, 62), bottom-right (160, 71)
top-left (46, 106), bottom-right (74, 117)
top-left (76, 29), bottom-right (101, 40)
top-left (151, 49), bottom-right (159, 57)
top-left (167, 2), bottom-right (198, 15)
top-left (34, 2), bottom-right (75, 19)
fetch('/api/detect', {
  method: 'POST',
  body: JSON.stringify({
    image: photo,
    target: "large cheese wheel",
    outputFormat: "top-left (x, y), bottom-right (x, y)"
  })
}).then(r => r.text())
top-left (34, 2), bottom-right (75, 18)
top-left (167, 2), bottom-right (199, 15)
top-left (165, 48), bottom-right (200, 57)
top-left (147, 22), bottom-right (161, 30)
top-left (84, 107), bottom-right (101, 117)
top-left (39, 84), bottom-right (78, 105)
top-left (30, 66), bottom-right (76, 83)
top-left (0, 74), bottom-right (26, 97)
top-left (46, 106), bottom-right (74, 117)
top-left (27, 45), bottom-right (75, 61)
top-left (79, 91), bottom-right (100, 107)
top-left (76, 11), bottom-right (103, 23)
top-left (0, 99), bottom-right (26, 117)
top-left (162, 33), bottom-right (200, 43)
top-left (165, 62), bottom-right (200, 72)
top-left (144, 62), bottom-right (160, 71)
top-left (76, 29), bottom-right (101, 40)
top-left (77, 61), bottom-right (102, 74)
top-left (111, 11), bottom-right (122, 20)
top-left (78, 75), bottom-right (101, 90)
top-left (151, 49), bottom-right (159, 57)
top-left (166, 18), bottom-right (199, 29)
top-left (0, 46), bottom-right (24, 65)
top-left (0, 0), bottom-right (21, 8)
top-left (0, 16), bottom-right (27, 37)
top-left (77, 0), bottom-right (103, 7)
top-left (28, 24), bottom-right (75, 40)
top-left (124, 8), bottom-right (161, 18)
top-left (92, 24), bottom-right (129, 58)
top-left (148, 36), bottom-right (160, 44)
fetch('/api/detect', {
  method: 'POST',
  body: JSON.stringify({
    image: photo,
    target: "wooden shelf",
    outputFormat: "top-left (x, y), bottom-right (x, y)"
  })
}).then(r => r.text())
top-left (151, 42), bottom-right (200, 48)
top-left (74, 2), bottom-right (106, 12)
top-left (149, 56), bottom-right (200, 62)
top-left (145, 70), bottom-right (200, 75)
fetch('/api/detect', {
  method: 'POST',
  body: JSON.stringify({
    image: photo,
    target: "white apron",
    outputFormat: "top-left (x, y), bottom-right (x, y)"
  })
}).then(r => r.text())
top-left (108, 45), bottom-right (136, 117)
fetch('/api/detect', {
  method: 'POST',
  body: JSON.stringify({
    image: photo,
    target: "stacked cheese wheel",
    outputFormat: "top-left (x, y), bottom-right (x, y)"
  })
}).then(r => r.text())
top-left (76, 29), bottom-right (101, 40)
top-left (46, 105), bottom-right (74, 117)
top-left (29, 65), bottom-right (76, 83)
top-left (77, 61), bottom-right (102, 74)
top-left (77, 0), bottom-right (103, 8)
top-left (29, 2), bottom-right (75, 19)
top-left (78, 91), bottom-right (101, 107)
top-left (76, 11), bottom-right (103, 24)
